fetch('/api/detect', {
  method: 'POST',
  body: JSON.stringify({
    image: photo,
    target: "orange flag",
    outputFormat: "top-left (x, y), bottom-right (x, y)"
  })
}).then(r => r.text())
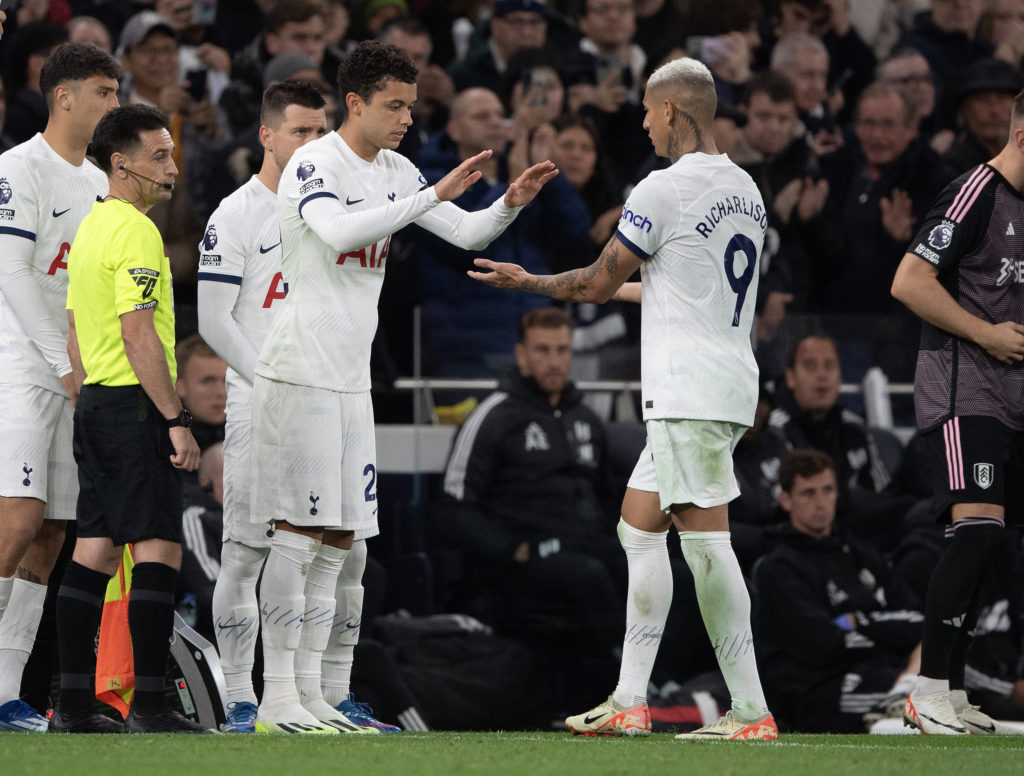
top-left (94, 545), bottom-right (135, 718)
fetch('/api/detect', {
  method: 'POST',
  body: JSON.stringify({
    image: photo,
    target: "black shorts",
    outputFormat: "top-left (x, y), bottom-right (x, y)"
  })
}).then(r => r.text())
top-left (921, 415), bottom-right (1024, 524)
top-left (73, 384), bottom-right (183, 545)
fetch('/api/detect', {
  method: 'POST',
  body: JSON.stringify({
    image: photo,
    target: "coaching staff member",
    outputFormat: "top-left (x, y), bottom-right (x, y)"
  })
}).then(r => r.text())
top-left (50, 104), bottom-right (207, 734)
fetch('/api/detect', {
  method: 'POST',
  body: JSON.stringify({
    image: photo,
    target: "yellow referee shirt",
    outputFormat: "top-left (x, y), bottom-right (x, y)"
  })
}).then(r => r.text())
top-left (67, 198), bottom-right (177, 386)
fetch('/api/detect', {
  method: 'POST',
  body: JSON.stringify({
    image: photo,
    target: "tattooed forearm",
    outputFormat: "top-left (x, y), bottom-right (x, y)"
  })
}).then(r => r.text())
top-left (16, 566), bottom-right (42, 584)
top-left (519, 241), bottom-right (622, 301)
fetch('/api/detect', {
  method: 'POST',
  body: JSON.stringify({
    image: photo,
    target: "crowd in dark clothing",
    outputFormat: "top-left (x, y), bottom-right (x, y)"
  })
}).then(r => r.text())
top-left (6, 0), bottom-right (1024, 732)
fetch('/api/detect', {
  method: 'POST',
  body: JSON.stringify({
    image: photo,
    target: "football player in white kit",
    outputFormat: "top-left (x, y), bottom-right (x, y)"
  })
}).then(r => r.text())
top-left (250, 40), bottom-right (558, 734)
top-left (0, 43), bottom-right (120, 732)
top-left (471, 57), bottom-right (778, 741)
top-left (197, 81), bottom-right (330, 733)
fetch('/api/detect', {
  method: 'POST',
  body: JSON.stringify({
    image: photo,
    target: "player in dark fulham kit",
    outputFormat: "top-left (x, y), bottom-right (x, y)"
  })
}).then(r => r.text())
top-left (892, 89), bottom-right (1024, 736)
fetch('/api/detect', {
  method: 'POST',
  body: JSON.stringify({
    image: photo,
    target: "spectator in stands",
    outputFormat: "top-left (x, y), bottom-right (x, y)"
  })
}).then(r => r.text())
top-left (381, 18), bottom-right (455, 160)
top-left (175, 334), bottom-right (227, 453)
top-left (898, 0), bottom-right (993, 98)
top-left (223, 0), bottom-right (329, 133)
top-left (412, 87), bottom-right (589, 376)
top-left (876, 48), bottom-right (948, 149)
top-left (153, 0), bottom-right (234, 110)
top-left (770, 32), bottom-right (843, 154)
top-left (755, 449), bottom-right (924, 733)
top-left (117, 11), bottom-right (221, 308)
top-left (67, 16), bottom-right (112, 53)
top-left (2, 22), bottom-right (68, 145)
top-left (681, 0), bottom-right (763, 106)
top-left (943, 57), bottom-right (1024, 174)
top-left (632, 0), bottom-right (685, 65)
top-left (571, 0), bottom-right (650, 188)
top-left (982, 0), bottom-right (1024, 68)
top-left (576, 0), bottom-right (645, 107)
top-left (447, 0), bottom-right (549, 94)
top-left (817, 81), bottom-right (955, 324)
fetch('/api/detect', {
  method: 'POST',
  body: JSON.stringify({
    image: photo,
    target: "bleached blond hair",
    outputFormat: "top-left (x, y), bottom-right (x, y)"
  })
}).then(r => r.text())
top-left (646, 57), bottom-right (717, 124)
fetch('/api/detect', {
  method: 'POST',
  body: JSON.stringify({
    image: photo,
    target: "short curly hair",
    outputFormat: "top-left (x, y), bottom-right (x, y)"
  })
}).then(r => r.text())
top-left (336, 40), bottom-right (417, 122)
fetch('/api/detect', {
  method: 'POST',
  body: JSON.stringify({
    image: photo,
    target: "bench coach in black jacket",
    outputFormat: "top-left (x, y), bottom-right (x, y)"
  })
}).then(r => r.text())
top-left (755, 449), bottom-right (924, 732)
top-left (436, 308), bottom-right (624, 658)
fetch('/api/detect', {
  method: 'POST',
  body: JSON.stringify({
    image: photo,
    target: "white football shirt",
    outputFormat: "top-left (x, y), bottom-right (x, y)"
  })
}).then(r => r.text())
top-left (0, 134), bottom-right (108, 392)
top-left (259, 131), bottom-right (523, 392)
top-left (615, 152), bottom-right (766, 425)
top-left (257, 131), bottom-right (440, 392)
top-left (198, 175), bottom-right (287, 418)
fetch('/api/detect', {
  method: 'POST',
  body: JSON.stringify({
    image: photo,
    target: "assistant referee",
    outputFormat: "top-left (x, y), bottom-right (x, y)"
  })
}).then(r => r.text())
top-left (51, 104), bottom-right (207, 735)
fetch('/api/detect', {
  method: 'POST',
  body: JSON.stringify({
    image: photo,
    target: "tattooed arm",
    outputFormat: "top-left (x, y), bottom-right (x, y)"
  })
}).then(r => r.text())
top-left (469, 235), bottom-right (642, 303)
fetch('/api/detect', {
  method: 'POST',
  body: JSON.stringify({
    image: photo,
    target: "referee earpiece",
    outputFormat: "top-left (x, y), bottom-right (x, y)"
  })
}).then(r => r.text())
top-left (117, 163), bottom-right (125, 171)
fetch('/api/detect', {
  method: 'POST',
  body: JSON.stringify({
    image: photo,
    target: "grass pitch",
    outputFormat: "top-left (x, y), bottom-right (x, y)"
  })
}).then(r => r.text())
top-left (6, 731), bottom-right (1023, 776)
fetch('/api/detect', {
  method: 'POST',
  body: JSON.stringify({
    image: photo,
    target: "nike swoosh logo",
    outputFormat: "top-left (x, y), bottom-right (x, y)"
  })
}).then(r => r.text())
top-left (920, 712), bottom-right (965, 732)
top-left (583, 713), bottom-right (608, 725)
top-left (970, 721), bottom-right (996, 734)
top-left (52, 208), bottom-right (70, 217)
top-left (259, 241), bottom-right (281, 254)
top-left (345, 196), bottom-right (364, 205)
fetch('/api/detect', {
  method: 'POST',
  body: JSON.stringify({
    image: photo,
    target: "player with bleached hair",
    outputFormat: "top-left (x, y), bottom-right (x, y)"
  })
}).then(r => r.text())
top-left (471, 56), bottom-right (778, 740)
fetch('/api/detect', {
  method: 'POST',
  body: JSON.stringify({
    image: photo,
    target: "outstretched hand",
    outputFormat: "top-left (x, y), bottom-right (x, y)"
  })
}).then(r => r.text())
top-left (435, 150), bottom-right (492, 202)
top-left (504, 160), bottom-right (558, 208)
top-left (468, 257), bottom-right (531, 290)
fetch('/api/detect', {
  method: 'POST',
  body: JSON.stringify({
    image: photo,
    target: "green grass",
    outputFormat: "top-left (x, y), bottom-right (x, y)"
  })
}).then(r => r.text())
top-left (6, 731), bottom-right (1024, 776)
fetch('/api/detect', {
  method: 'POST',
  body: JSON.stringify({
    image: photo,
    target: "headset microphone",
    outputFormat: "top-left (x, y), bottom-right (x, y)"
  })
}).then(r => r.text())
top-left (118, 163), bottom-right (173, 191)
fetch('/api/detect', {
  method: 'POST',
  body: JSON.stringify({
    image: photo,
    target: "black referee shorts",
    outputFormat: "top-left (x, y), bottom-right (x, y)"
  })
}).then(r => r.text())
top-left (921, 415), bottom-right (1024, 524)
top-left (73, 384), bottom-right (183, 545)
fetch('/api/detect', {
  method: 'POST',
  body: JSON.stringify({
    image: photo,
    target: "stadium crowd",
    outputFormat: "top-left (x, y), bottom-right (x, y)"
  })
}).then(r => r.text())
top-left (2, 0), bottom-right (1024, 736)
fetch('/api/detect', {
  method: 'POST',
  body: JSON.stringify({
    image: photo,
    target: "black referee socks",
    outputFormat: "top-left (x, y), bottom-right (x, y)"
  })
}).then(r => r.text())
top-left (920, 519), bottom-right (1004, 680)
top-left (56, 561), bottom-right (112, 712)
top-left (128, 561), bottom-right (178, 712)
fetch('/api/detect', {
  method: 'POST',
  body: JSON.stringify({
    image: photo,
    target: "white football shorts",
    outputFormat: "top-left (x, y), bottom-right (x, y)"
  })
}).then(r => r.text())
top-left (627, 418), bottom-right (746, 510)
top-left (250, 376), bottom-right (379, 538)
top-left (222, 400), bottom-right (274, 548)
top-left (0, 383), bottom-right (77, 519)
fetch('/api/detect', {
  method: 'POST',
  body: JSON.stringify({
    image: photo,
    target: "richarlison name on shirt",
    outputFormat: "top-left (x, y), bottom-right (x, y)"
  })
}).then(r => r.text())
top-left (695, 195), bottom-right (767, 239)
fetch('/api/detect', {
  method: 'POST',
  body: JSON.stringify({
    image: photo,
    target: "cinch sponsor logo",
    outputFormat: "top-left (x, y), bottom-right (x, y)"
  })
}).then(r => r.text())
top-left (997, 257), bottom-right (1024, 286)
top-left (620, 206), bottom-right (652, 233)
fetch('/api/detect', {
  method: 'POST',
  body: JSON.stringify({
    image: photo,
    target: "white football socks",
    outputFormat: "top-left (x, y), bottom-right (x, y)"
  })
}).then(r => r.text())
top-left (259, 530), bottom-right (319, 708)
top-left (211, 540), bottom-right (268, 706)
top-left (612, 519), bottom-right (671, 709)
top-left (321, 539), bottom-right (366, 707)
top-left (0, 578), bottom-right (46, 703)
top-left (295, 544), bottom-right (347, 707)
top-left (679, 530), bottom-right (768, 719)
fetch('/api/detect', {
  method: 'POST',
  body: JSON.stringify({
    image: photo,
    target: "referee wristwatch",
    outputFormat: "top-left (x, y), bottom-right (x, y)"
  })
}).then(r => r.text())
top-left (166, 407), bottom-right (193, 429)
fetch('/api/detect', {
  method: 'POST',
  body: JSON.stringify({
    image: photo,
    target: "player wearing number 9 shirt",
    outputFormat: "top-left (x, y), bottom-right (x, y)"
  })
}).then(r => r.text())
top-left (0, 43), bottom-right (119, 733)
top-left (471, 57), bottom-right (777, 741)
